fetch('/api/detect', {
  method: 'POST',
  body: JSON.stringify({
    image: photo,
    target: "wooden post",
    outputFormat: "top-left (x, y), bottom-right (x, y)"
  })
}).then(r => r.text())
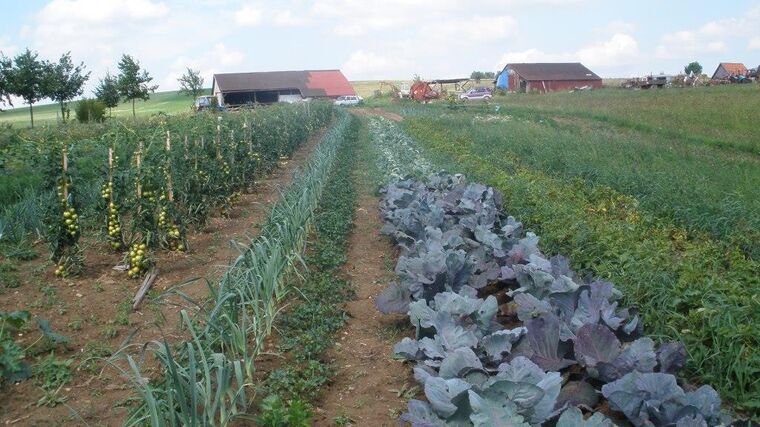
top-left (62, 146), bottom-right (69, 200)
top-left (108, 147), bottom-right (114, 204)
top-left (216, 125), bottom-right (221, 159)
top-left (165, 131), bottom-right (174, 202)
top-left (183, 135), bottom-right (189, 161)
top-left (136, 141), bottom-right (143, 198)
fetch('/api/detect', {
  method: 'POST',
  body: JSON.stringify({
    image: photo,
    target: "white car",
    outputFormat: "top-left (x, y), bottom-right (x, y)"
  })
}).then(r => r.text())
top-left (334, 95), bottom-right (363, 106)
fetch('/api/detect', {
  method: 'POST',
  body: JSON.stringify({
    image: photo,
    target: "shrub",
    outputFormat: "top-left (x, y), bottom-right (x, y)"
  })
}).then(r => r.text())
top-left (74, 99), bottom-right (106, 123)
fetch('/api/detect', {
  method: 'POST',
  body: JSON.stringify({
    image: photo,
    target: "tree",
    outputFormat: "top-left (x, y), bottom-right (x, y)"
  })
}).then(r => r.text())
top-left (116, 54), bottom-right (158, 118)
top-left (684, 61), bottom-right (703, 77)
top-left (0, 53), bottom-right (12, 111)
top-left (94, 72), bottom-right (120, 117)
top-left (470, 71), bottom-right (496, 83)
top-left (6, 49), bottom-right (49, 127)
top-left (44, 52), bottom-right (90, 123)
top-left (74, 98), bottom-right (106, 123)
top-left (178, 68), bottom-right (205, 99)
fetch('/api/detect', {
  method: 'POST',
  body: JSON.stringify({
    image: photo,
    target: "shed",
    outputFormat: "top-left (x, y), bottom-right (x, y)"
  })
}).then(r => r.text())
top-left (211, 70), bottom-right (355, 106)
top-left (496, 63), bottom-right (602, 93)
top-left (711, 63), bottom-right (748, 80)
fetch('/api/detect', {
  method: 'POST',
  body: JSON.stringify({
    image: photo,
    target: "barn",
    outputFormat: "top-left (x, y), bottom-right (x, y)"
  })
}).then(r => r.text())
top-left (711, 63), bottom-right (748, 80)
top-left (211, 70), bottom-right (356, 106)
top-left (496, 63), bottom-right (602, 93)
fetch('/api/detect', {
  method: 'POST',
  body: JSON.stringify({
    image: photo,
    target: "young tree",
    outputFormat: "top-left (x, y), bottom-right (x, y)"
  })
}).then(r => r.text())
top-left (45, 52), bottom-right (90, 123)
top-left (7, 48), bottom-right (49, 127)
top-left (177, 68), bottom-right (205, 99)
top-left (116, 54), bottom-right (158, 118)
top-left (0, 53), bottom-right (12, 111)
top-left (684, 61), bottom-right (703, 76)
top-left (94, 72), bottom-right (120, 117)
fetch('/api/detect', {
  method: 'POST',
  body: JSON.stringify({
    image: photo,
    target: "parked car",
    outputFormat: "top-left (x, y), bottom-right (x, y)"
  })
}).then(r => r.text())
top-left (193, 95), bottom-right (224, 112)
top-left (459, 87), bottom-right (492, 101)
top-left (334, 95), bottom-right (363, 106)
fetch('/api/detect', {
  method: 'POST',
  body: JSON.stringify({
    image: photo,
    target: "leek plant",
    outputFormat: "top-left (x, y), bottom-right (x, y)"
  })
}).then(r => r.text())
top-left (125, 111), bottom-right (354, 426)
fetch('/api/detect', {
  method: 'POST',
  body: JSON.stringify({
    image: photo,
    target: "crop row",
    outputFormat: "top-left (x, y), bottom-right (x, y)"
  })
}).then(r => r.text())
top-left (377, 174), bottom-right (728, 426)
top-left (401, 118), bottom-right (760, 414)
top-left (0, 102), bottom-right (333, 278)
top-left (123, 111), bottom-right (355, 425)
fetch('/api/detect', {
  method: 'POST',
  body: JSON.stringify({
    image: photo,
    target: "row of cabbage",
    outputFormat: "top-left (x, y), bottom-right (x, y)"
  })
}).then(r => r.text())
top-left (124, 111), bottom-right (354, 426)
top-left (375, 173), bottom-right (729, 427)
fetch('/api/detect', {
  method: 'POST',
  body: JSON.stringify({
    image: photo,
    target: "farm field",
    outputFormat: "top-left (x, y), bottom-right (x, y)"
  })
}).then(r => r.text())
top-left (0, 90), bottom-right (203, 127)
top-left (1, 85), bottom-right (758, 426)
top-left (376, 86), bottom-right (759, 415)
top-left (490, 84), bottom-right (760, 154)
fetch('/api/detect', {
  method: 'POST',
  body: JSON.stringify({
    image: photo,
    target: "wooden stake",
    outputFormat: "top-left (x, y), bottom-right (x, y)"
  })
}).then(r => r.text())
top-left (165, 131), bottom-right (173, 202)
top-left (132, 268), bottom-right (159, 310)
top-left (62, 146), bottom-right (68, 200)
top-left (136, 141), bottom-right (143, 198)
top-left (108, 148), bottom-right (114, 204)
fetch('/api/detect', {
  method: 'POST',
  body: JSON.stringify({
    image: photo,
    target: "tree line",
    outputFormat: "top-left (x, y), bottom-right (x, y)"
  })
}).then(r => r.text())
top-left (0, 48), bottom-right (204, 127)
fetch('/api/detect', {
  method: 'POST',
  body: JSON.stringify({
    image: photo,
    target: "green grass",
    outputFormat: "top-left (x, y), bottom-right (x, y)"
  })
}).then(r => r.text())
top-left (490, 85), bottom-right (760, 155)
top-left (409, 109), bottom-right (759, 259)
top-left (0, 90), bottom-right (203, 127)
top-left (403, 117), bottom-right (760, 415)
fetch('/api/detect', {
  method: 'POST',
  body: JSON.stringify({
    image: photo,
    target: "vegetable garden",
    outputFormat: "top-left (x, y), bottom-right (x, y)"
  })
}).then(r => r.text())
top-left (1, 98), bottom-right (756, 426)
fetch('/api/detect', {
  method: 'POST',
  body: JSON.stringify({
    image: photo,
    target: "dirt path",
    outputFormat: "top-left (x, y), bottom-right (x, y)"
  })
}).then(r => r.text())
top-left (314, 177), bottom-right (414, 426)
top-left (352, 107), bottom-right (403, 122)
top-left (0, 127), bottom-right (328, 426)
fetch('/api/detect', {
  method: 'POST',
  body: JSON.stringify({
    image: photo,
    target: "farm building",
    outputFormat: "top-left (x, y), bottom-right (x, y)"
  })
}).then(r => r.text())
top-left (711, 63), bottom-right (748, 80)
top-left (495, 63), bottom-right (602, 93)
top-left (211, 70), bottom-right (356, 106)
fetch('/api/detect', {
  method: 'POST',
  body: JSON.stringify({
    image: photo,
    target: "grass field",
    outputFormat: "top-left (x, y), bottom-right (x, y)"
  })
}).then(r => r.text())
top-left (491, 85), bottom-right (760, 154)
top-left (0, 90), bottom-right (201, 127)
top-left (386, 85), bottom-right (760, 414)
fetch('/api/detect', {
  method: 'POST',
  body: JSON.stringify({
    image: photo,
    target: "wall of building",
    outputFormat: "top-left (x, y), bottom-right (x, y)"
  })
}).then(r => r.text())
top-left (526, 79), bottom-right (602, 93)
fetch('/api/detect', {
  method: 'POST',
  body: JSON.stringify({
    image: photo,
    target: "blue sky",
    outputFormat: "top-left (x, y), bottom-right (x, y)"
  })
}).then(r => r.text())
top-left (1, 0), bottom-right (759, 97)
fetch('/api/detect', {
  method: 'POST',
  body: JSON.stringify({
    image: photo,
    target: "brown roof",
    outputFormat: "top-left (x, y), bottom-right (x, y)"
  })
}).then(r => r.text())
top-left (212, 70), bottom-right (355, 97)
top-left (718, 63), bottom-right (747, 75)
top-left (505, 63), bottom-right (601, 81)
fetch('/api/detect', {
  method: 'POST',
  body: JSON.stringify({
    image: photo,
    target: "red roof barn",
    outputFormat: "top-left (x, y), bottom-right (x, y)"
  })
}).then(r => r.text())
top-left (711, 63), bottom-right (748, 80)
top-left (211, 69), bottom-right (356, 106)
top-left (498, 63), bottom-right (602, 93)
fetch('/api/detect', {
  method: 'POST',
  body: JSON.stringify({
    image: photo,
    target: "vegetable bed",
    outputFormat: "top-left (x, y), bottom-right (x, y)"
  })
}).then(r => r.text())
top-left (376, 174), bottom-right (731, 426)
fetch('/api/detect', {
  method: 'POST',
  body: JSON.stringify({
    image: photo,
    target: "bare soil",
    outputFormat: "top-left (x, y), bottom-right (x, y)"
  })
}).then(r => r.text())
top-left (313, 186), bottom-right (415, 426)
top-left (352, 108), bottom-right (403, 122)
top-left (0, 128), bottom-right (327, 426)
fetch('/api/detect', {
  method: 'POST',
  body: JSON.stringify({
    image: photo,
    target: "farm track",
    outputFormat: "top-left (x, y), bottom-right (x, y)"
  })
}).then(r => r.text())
top-left (314, 180), bottom-right (412, 426)
top-left (0, 125), bottom-right (330, 426)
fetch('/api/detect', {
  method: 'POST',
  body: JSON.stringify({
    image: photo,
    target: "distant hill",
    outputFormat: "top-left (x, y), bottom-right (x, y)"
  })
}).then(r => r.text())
top-left (0, 90), bottom-right (206, 127)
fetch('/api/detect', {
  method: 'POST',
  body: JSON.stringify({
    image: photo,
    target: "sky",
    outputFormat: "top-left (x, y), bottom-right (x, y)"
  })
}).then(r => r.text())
top-left (1, 0), bottom-right (759, 99)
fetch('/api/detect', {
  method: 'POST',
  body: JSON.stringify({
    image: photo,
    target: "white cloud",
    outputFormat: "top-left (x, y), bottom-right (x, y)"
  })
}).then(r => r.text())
top-left (162, 43), bottom-right (244, 90)
top-left (234, 5), bottom-right (263, 26)
top-left (423, 15), bottom-right (517, 43)
top-left (342, 49), bottom-right (412, 80)
top-left (749, 37), bottom-right (760, 50)
top-left (0, 36), bottom-right (17, 56)
top-left (313, 0), bottom-right (578, 37)
top-left (496, 33), bottom-right (640, 71)
top-left (595, 20), bottom-right (636, 34)
top-left (38, 0), bottom-right (168, 24)
top-left (273, 10), bottom-right (306, 26)
top-left (655, 5), bottom-right (760, 59)
top-left (578, 33), bottom-right (640, 67)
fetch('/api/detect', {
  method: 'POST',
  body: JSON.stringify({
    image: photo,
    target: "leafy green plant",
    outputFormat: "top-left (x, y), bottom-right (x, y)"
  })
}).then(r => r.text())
top-left (1, 310), bottom-right (31, 383)
top-left (34, 353), bottom-right (72, 391)
top-left (74, 98), bottom-right (106, 123)
top-left (257, 395), bottom-right (312, 427)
